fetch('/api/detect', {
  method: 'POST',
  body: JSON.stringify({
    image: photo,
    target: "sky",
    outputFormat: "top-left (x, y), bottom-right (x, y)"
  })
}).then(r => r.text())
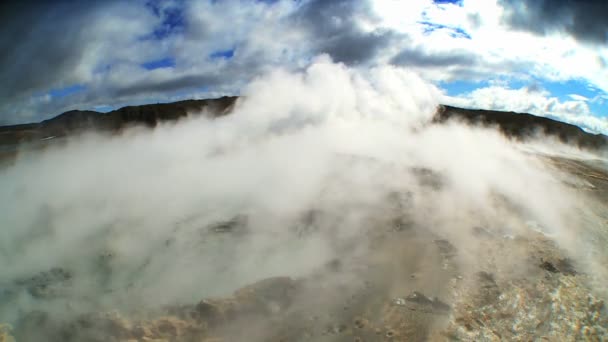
top-left (0, 0), bottom-right (607, 133)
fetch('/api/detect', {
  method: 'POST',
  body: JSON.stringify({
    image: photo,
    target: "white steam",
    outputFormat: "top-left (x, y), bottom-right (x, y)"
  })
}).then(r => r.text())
top-left (0, 58), bottom-right (603, 325)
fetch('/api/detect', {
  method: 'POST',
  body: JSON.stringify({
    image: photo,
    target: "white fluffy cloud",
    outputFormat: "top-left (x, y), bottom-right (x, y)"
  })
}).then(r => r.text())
top-left (0, 0), bottom-right (607, 126)
top-left (442, 85), bottom-right (608, 134)
top-left (374, 0), bottom-right (608, 89)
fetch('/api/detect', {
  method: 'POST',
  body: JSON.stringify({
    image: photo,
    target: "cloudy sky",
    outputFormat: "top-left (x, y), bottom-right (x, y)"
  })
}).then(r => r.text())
top-left (1, 0), bottom-right (607, 133)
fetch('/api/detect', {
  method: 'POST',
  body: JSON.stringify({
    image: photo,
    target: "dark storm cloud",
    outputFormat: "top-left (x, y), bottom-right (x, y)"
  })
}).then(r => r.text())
top-left (391, 48), bottom-right (477, 68)
top-left (291, 0), bottom-right (397, 64)
top-left (0, 1), bottom-right (104, 101)
top-left (113, 73), bottom-right (223, 98)
top-left (0, 0), bottom-right (407, 125)
top-left (500, 0), bottom-right (608, 44)
top-left (0, 0), bottom-right (172, 124)
top-left (390, 46), bottom-right (536, 82)
top-left (319, 30), bottom-right (396, 65)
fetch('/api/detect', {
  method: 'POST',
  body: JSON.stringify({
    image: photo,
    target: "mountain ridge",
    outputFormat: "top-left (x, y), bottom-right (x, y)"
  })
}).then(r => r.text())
top-left (0, 96), bottom-right (238, 144)
top-left (436, 105), bottom-right (608, 150)
top-left (1, 97), bottom-right (606, 151)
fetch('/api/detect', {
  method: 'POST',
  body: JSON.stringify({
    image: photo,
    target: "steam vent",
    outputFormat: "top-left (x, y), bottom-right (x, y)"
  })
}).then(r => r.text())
top-left (1, 0), bottom-right (608, 341)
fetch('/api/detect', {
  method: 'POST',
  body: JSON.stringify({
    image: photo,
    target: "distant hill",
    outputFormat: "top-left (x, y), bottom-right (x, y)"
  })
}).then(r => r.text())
top-left (0, 96), bottom-right (238, 147)
top-left (1, 97), bottom-right (606, 154)
top-left (435, 105), bottom-right (608, 150)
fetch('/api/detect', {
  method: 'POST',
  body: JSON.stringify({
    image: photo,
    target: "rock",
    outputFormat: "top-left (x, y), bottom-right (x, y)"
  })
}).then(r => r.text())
top-left (14, 268), bottom-right (72, 299)
top-left (233, 277), bottom-right (298, 316)
top-left (194, 300), bottom-right (223, 324)
top-left (393, 298), bottom-right (406, 306)
top-left (405, 292), bottom-right (451, 313)
top-left (353, 317), bottom-right (367, 329)
top-left (475, 272), bottom-right (500, 306)
top-left (539, 258), bottom-right (577, 275)
top-left (207, 214), bottom-right (247, 233)
top-left (540, 260), bottom-right (559, 273)
top-left (555, 258), bottom-right (577, 276)
top-left (434, 239), bottom-right (457, 256)
top-left (472, 226), bottom-right (494, 238)
top-left (411, 168), bottom-right (444, 189)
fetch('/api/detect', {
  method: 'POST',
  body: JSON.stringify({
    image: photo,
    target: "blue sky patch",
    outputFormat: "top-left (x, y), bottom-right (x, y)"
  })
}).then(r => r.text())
top-left (145, 0), bottom-right (186, 40)
top-left (210, 48), bottom-right (235, 60)
top-left (419, 21), bottom-right (471, 39)
top-left (537, 79), bottom-right (607, 117)
top-left (439, 78), bottom-right (608, 117)
top-left (141, 57), bottom-right (176, 70)
top-left (432, 0), bottom-right (463, 6)
top-left (438, 80), bottom-right (490, 96)
top-left (93, 105), bottom-right (116, 113)
top-left (541, 79), bottom-right (597, 100)
top-left (48, 84), bottom-right (86, 98)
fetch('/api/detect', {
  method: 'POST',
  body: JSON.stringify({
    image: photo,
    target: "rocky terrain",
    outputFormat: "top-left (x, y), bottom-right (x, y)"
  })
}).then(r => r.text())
top-left (1, 154), bottom-right (607, 341)
top-left (1, 98), bottom-right (607, 341)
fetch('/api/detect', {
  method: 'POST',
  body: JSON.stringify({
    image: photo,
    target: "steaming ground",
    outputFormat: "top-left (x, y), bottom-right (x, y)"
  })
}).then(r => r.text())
top-left (1, 59), bottom-right (607, 341)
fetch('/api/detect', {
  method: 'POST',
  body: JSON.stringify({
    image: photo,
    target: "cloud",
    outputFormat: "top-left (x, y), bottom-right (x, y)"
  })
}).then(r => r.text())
top-left (391, 47), bottom-right (477, 67)
top-left (549, 112), bottom-right (608, 135)
top-left (388, 45), bottom-right (534, 84)
top-left (290, 0), bottom-right (398, 64)
top-left (376, 0), bottom-right (608, 91)
top-left (0, 1), bottom-right (164, 99)
top-left (111, 72), bottom-right (223, 98)
top-left (568, 94), bottom-right (589, 102)
top-left (443, 84), bottom-right (608, 134)
top-left (0, 0), bottom-right (408, 125)
top-left (0, 0), bottom-right (606, 126)
top-left (499, 0), bottom-right (608, 44)
top-left (0, 0), bottom-right (167, 123)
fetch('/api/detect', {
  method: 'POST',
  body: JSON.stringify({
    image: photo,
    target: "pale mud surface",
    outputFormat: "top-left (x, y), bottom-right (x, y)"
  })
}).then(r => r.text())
top-left (2, 154), bottom-right (608, 342)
